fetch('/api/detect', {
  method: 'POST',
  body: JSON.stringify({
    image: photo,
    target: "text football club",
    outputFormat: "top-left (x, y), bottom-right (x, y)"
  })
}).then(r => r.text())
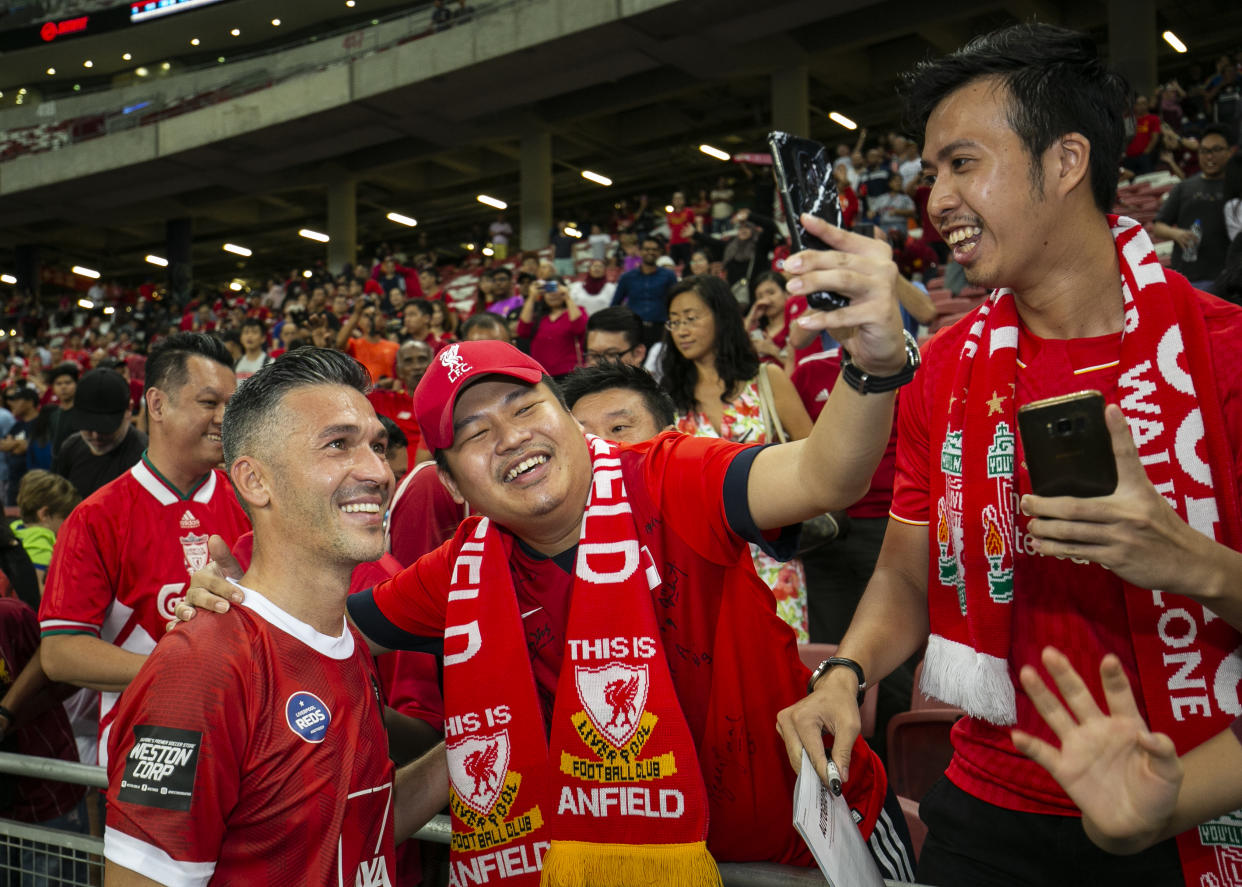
top-left (447, 731), bottom-right (544, 855)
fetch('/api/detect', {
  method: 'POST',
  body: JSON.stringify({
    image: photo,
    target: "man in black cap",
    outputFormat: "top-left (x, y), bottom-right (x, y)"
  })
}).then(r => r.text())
top-left (52, 369), bottom-right (147, 499)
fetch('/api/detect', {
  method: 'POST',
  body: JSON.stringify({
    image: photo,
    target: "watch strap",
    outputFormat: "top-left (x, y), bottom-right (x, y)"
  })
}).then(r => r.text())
top-left (807, 656), bottom-right (867, 697)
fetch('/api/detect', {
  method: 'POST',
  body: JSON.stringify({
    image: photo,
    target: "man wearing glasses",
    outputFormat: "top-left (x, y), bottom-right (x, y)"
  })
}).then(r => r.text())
top-left (1152, 123), bottom-right (1236, 292)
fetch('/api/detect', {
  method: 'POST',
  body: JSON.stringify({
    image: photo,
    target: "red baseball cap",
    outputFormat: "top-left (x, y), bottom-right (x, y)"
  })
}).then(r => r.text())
top-left (412, 341), bottom-right (547, 451)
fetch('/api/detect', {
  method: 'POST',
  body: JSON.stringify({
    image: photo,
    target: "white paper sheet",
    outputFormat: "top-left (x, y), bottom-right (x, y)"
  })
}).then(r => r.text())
top-left (792, 750), bottom-right (885, 887)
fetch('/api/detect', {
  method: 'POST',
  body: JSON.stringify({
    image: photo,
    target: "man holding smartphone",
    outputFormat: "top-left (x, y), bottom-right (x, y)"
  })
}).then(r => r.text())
top-left (777, 23), bottom-right (1242, 887)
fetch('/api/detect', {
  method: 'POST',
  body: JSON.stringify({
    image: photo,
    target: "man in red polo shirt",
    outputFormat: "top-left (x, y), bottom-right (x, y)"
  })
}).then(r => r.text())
top-left (368, 340), bottom-right (432, 463)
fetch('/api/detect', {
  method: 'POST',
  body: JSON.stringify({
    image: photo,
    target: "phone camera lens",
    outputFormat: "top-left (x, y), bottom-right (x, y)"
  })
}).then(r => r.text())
top-left (1053, 417), bottom-right (1074, 436)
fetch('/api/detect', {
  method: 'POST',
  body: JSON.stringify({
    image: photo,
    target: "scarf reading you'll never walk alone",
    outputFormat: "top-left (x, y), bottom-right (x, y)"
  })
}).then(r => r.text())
top-left (923, 215), bottom-right (1242, 882)
top-left (442, 435), bottom-right (720, 887)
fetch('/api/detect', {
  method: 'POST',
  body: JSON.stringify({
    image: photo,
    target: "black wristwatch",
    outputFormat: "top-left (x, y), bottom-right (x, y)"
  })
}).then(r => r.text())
top-left (840, 330), bottom-right (920, 394)
top-left (807, 657), bottom-right (867, 703)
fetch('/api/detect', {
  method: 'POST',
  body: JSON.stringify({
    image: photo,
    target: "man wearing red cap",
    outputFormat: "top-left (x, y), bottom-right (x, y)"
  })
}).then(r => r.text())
top-left (186, 219), bottom-right (917, 885)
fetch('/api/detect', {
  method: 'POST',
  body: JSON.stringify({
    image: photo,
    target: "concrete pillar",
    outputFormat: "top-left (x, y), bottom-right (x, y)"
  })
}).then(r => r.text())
top-left (327, 177), bottom-right (357, 276)
top-left (1109, 0), bottom-right (1157, 99)
top-left (14, 244), bottom-right (39, 299)
top-left (519, 127), bottom-right (552, 251)
top-left (165, 218), bottom-right (192, 309)
top-left (771, 65), bottom-right (810, 139)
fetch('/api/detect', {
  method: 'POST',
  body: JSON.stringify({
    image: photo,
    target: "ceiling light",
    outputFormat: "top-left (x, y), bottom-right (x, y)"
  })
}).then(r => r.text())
top-left (229, 281), bottom-right (243, 291)
top-left (135, 67), bottom-right (149, 77)
top-left (298, 228), bottom-right (330, 243)
top-left (46, 67), bottom-right (56, 76)
top-left (346, 0), bottom-right (355, 6)
top-left (222, 243), bottom-right (252, 257)
top-left (122, 52), bottom-right (132, 61)
top-left (230, 28), bottom-right (240, 36)
top-left (482, 247), bottom-right (494, 256)
top-left (1162, 31), bottom-right (1188, 53)
top-left (78, 298), bottom-right (95, 309)
top-left (581, 170), bottom-right (613, 187)
top-left (828, 111), bottom-right (858, 130)
top-left (664, 205), bottom-right (674, 213)
top-left (477, 194), bottom-right (507, 210)
top-left (18, 88), bottom-right (26, 95)
top-left (73, 84), bottom-right (81, 91)
top-left (0, 275), bottom-right (15, 285)
top-left (564, 226), bottom-right (583, 238)
top-left (190, 37), bottom-right (200, 46)
top-left (271, 18), bottom-right (281, 27)
top-left (83, 60), bottom-right (93, 68)
top-left (145, 255), bottom-right (168, 267)
top-left (386, 211), bottom-right (417, 227)
top-left (302, 269), bottom-right (313, 278)
top-left (217, 56), bottom-right (225, 63)
top-left (699, 144), bottom-right (731, 162)
top-left (73, 266), bottom-right (100, 279)
top-left (103, 306), bottom-right (116, 315)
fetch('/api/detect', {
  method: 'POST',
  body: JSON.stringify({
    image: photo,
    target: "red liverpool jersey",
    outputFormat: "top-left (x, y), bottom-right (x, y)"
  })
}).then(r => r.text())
top-left (39, 457), bottom-right (251, 763)
top-left (104, 584), bottom-right (396, 886)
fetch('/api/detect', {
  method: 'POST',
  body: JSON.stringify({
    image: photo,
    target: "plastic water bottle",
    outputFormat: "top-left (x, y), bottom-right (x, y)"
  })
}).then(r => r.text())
top-left (1183, 218), bottom-right (1202, 263)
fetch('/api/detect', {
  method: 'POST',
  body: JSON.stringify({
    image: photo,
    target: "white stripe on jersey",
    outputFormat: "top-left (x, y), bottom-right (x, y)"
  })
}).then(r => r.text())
top-left (105, 826), bottom-right (216, 887)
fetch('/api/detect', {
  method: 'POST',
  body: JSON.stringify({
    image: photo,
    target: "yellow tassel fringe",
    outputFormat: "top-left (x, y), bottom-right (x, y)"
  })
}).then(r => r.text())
top-left (540, 840), bottom-right (722, 887)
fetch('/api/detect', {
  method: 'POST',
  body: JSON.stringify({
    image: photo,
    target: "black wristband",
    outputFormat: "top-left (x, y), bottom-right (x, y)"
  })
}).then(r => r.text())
top-left (807, 657), bottom-right (867, 698)
top-left (0, 704), bottom-right (14, 725)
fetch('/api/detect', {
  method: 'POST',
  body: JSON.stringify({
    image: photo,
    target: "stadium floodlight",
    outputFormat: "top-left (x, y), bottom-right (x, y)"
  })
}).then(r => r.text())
top-left (298, 228), bottom-right (330, 243)
top-left (564, 226), bottom-right (583, 238)
top-left (386, 212), bottom-right (417, 227)
top-left (482, 247), bottom-right (494, 256)
top-left (1162, 31), bottom-right (1187, 53)
top-left (829, 111), bottom-right (858, 130)
top-left (223, 243), bottom-right (252, 257)
top-left (229, 281), bottom-right (243, 291)
top-left (145, 255), bottom-right (168, 267)
top-left (104, 306), bottom-right (116, 315)
top-left (0, 275), bottom-right (16, 284)
top-left (698, 144), bottom-right (731, 162)
top-left (78, 299), bottom-right (95, 309)
top-left (581, 170), bottom-right (613, 187)
top-left (73, 265), bottom-right (100, 279)
top-left (477, 194), bottom-right (508, 210)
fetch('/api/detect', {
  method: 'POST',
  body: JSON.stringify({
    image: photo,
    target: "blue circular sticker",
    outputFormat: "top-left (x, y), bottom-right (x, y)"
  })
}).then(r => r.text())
top-left (286, 692), bottom-right (331, 743)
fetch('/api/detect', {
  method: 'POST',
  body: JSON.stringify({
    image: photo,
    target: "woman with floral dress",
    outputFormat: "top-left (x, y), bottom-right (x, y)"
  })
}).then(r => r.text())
top-left (661, 275), bottom-right (814, 639)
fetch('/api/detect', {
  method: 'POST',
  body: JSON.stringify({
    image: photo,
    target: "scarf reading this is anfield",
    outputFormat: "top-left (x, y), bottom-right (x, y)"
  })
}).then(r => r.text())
top-left (443, 435), bottom-right (719, 887)
top-left (923, 215), bottom-right (1242, 884)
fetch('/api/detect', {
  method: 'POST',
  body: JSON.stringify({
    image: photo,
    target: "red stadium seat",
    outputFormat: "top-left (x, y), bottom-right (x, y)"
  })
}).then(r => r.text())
top-left (885, 708), bottom-right (962, 801)
top-left (898, 795), bottom-right (927, 861)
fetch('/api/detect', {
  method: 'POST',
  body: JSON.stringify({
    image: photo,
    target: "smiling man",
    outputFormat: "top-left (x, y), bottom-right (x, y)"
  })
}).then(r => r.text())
top-left (38, 333), bottom-right (251, 766)
top-left (777, 24), bottom-right (1242, 887)
top-left (104, 348), bottom-right (445, 886)
top-left (187, 233), bottom-right (920, 883)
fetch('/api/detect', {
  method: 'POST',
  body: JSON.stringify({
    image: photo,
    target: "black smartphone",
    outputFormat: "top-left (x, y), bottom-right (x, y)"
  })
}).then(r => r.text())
top-left (1017, 390), bottom-right (1118, 497)
top-left (853, 222), bottom-right (877, 239)
top-left (767, 131), bottom-right (849, 311)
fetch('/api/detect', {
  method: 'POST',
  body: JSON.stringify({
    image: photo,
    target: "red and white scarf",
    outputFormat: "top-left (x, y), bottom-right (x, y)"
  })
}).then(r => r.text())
top-left (443, 436), bottom-right (719, 887)
top-left (924, 216), bottom-right (1242, 881)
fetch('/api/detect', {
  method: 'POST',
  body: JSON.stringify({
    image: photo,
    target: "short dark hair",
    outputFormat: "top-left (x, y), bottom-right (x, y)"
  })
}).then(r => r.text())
top-left (240, 317), bottom-right (266, 335)
top-left (145, 332), bottom-right (234, 396)
top-left (377, 414), bottom-right (408, 450)
top-left (1202, 122), bottom-right (1237, 147)
top-left (559, 362), bottom-right (676, 430)
top-left (586, 307), bottom-right (643, 350)
top-left (460, 313), bottom-right (507, 339)
top-left (404, 299), bottom-right (433, 318)
top-left (46, 362), bottom-right (79, 384)
top-left (222, 347), bottom-right (371, 469)
top-left (5, 385), bottom-right (38, 404)
top-left (898, 23), bottom-right (1129, 213)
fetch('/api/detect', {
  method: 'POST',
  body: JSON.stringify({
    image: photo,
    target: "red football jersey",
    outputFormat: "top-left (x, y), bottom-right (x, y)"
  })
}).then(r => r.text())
top-left (105, 585), bottom-right (395, 886)
top-left (39, 457), bottom-right (251, 764)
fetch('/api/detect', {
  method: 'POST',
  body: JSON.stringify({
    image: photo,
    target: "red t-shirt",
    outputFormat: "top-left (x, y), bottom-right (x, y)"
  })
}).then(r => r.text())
top-left (890, 291), bottom-right (1242, 814)
top-left (840, 186), bottom-right (860, 230)
top-left (515, 310), bottom-right (587, 376)
top-left (777, 295), bottom-right (825, 361)
top-left (388, 461), bottom-right (467, 570)
top-left (39, 460), bottom-right (251, 764)
top-left (1126, 112), bottom-right (1162, 157)
top-left (790, 350), bottom-right (896, 518)
top-left (104, 587), bottom-right (395, 885)
top-left (367, 387), bottom-right (422, 456)
top-left (362, 433), bottom-right (815, 864)
top-left (666, 208), bottom-right (696, 245)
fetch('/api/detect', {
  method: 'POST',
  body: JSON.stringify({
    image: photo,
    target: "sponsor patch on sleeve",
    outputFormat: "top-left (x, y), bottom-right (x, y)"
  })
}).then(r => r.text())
top-left (117, 725), bottom-right (202, 812)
